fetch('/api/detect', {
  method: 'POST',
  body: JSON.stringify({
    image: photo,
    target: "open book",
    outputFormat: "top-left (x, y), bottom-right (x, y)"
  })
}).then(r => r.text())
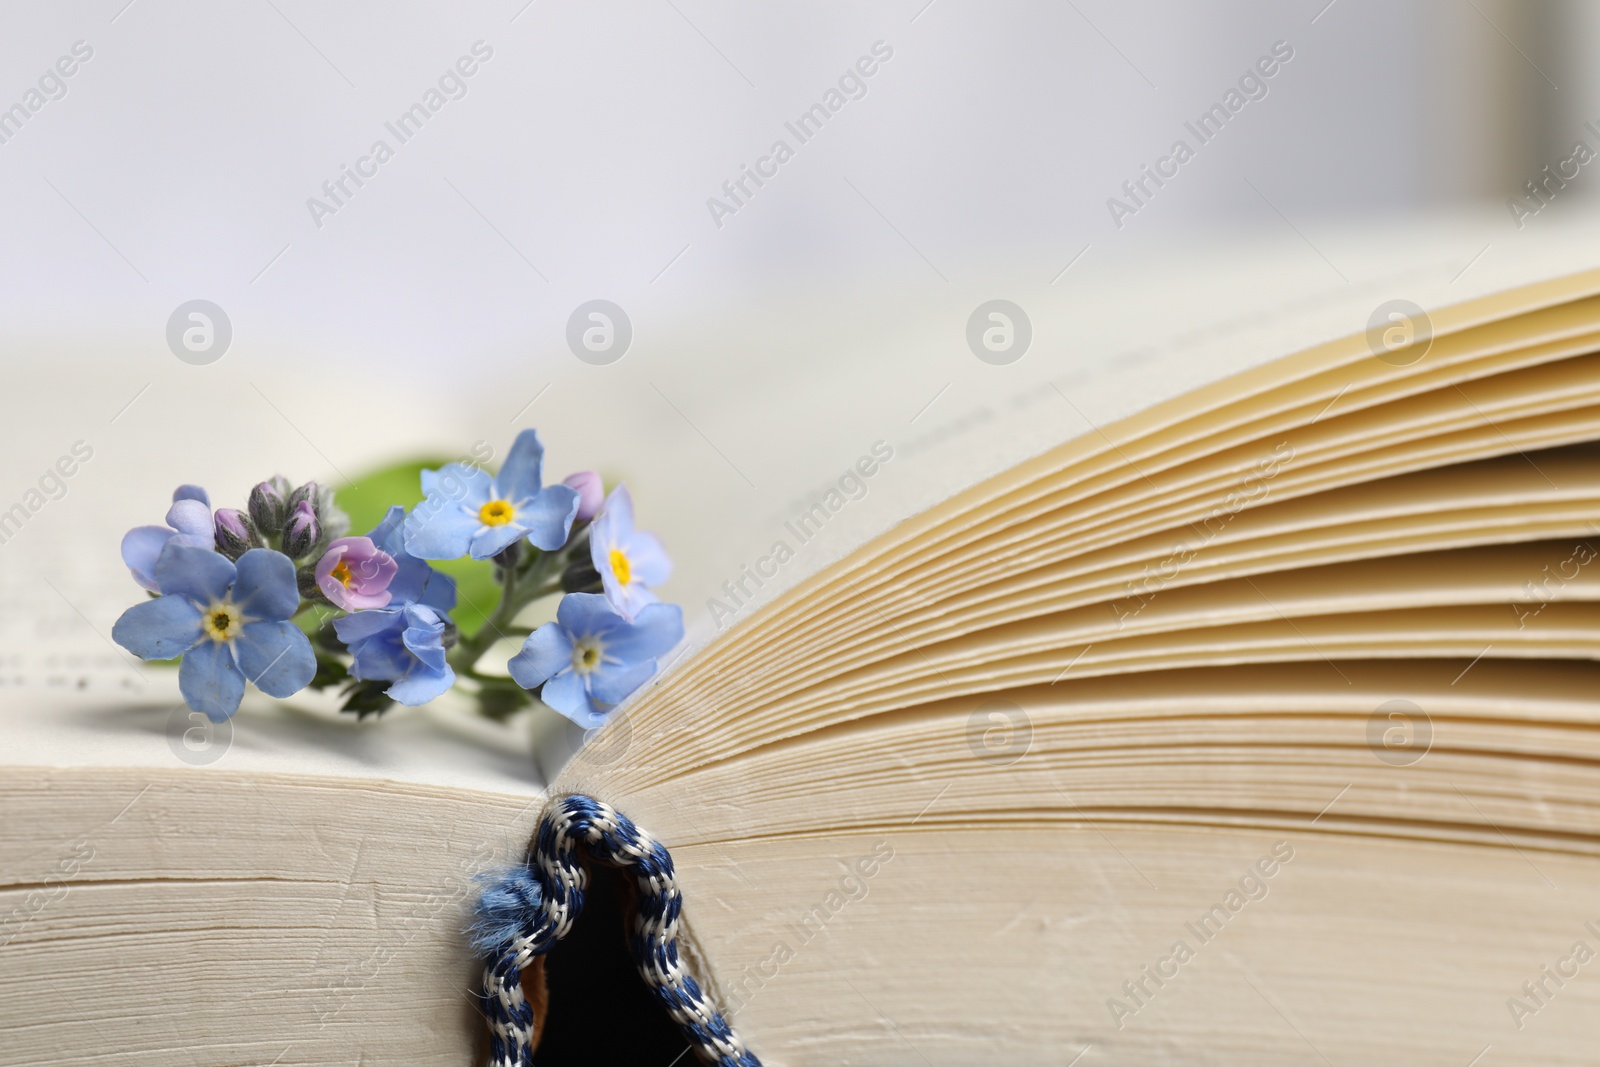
top-left (6, 218), bottom-right (1600, 1065)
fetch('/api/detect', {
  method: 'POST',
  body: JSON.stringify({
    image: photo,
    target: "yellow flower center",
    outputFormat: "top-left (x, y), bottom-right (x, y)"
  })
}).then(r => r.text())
top-left (609, 548), bottom-right (631, 585)
top-left (571, 638), bottom-right (603, 675)
top-left (479, 499), bottom-right (515, 526)
top-left (330, 560), bottom-right (354, 588)
top-left (201, 602), bottom-right (243, 643)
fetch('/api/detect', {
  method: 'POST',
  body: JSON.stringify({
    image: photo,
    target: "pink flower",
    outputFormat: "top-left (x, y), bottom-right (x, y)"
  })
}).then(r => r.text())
top-left (315, 536), bottom-right (398, 611)
top-left (562, 471), bottom-right (604, 523)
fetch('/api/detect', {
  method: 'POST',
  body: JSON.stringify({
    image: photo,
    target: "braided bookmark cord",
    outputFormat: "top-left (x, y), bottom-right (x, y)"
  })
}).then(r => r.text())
top-left (471, 794), bottom-right (763, 1067)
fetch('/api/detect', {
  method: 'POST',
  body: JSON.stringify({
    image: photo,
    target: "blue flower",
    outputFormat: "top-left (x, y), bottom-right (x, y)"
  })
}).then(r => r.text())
top-left (120, 485), bottom-right (213, 593)
top-left (366, 505), bottom-right (457, 613)
top-left (334, 604), bottom-right (455, 706)
top-left (404, 429), bottom-right (580, 561)
top-left (331, 505), bottom-right (460, 706)
top-left (111, 543), bottom-right (315, 721)
top-left (589, 484), bottom-right (671, 620)
top-left (508, 592), bottom-right (683, 728)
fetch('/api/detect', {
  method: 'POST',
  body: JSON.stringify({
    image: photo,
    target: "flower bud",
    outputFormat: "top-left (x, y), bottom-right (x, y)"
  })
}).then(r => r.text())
top-left (287, 480), bottom-right (350, 543)
top-left (282, 499), bottom-right (320, 559)
top-left (560, 555), bottom-right (603, 594)
top-left (247, 477), bottom-right (291, 535)
top-left (493, 541), bottom-right (524, 570)
top-left (287, 480), bottom-right (318, 514)
top-left (213, 508), bottom-right (260, 561)
top-left (562, 471), bottom-right (604, 523)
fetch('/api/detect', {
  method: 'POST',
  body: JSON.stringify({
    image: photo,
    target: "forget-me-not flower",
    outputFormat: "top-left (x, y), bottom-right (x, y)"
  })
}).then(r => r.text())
top-left (111, 543), bottom-right (315, 721)
top-left (120, 484), bottom-right (213, 593)
top-left (507, 592), bottom-right (683, 728)
top-left (331, 506), bottom-right (459, 705)
top-left (334, 603), bottom-right (455, 706)
top-left (588, 485), bottom-right (671, 620)
top-left (315, 536), bottom-right (397, 611)
top-left (561, 470), bottom-right (604, 523)
top-left (404, 429), bottom-right (580, 561)
top-left (364, 505), bottom-right (456, 612)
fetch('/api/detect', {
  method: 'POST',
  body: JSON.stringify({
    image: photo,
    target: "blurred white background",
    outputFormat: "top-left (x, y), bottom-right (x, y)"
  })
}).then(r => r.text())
top-left (0, 0), bottom-right (1587, 373)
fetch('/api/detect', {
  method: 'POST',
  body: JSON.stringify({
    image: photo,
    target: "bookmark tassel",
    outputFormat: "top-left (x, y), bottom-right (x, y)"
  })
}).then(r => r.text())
top-left (470, 794), bottom-right (762, 1067)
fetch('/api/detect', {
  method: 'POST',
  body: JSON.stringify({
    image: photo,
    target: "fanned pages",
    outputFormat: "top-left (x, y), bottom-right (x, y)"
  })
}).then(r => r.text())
top-left (558, 266), bottom-right (1600, 1065)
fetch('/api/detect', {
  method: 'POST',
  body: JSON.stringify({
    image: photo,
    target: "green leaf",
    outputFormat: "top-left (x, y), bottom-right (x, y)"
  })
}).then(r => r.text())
top-left (308, 654), bottom-right (349, 691)
top-left (332, 458), bottom-right (501, 636)
top-left (475, 682), bottom-right (535, 721)
top-left (339, 678), bottom-right (395, 720)
top-left (332, 457), bottom-right (436, 535)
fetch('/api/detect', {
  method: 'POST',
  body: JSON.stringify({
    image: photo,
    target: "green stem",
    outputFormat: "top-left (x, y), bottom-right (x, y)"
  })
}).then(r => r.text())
top-left (466, 671), bottom-right (527, 688)
top-left (447, 550), bottom-right (563, 677)
top-left (523, 580), bottom-right (562, 602)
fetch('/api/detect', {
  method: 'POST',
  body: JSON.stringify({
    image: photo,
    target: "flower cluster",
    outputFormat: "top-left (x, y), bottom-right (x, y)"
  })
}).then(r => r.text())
top-left (111, 429), bottom-right (682, 730)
